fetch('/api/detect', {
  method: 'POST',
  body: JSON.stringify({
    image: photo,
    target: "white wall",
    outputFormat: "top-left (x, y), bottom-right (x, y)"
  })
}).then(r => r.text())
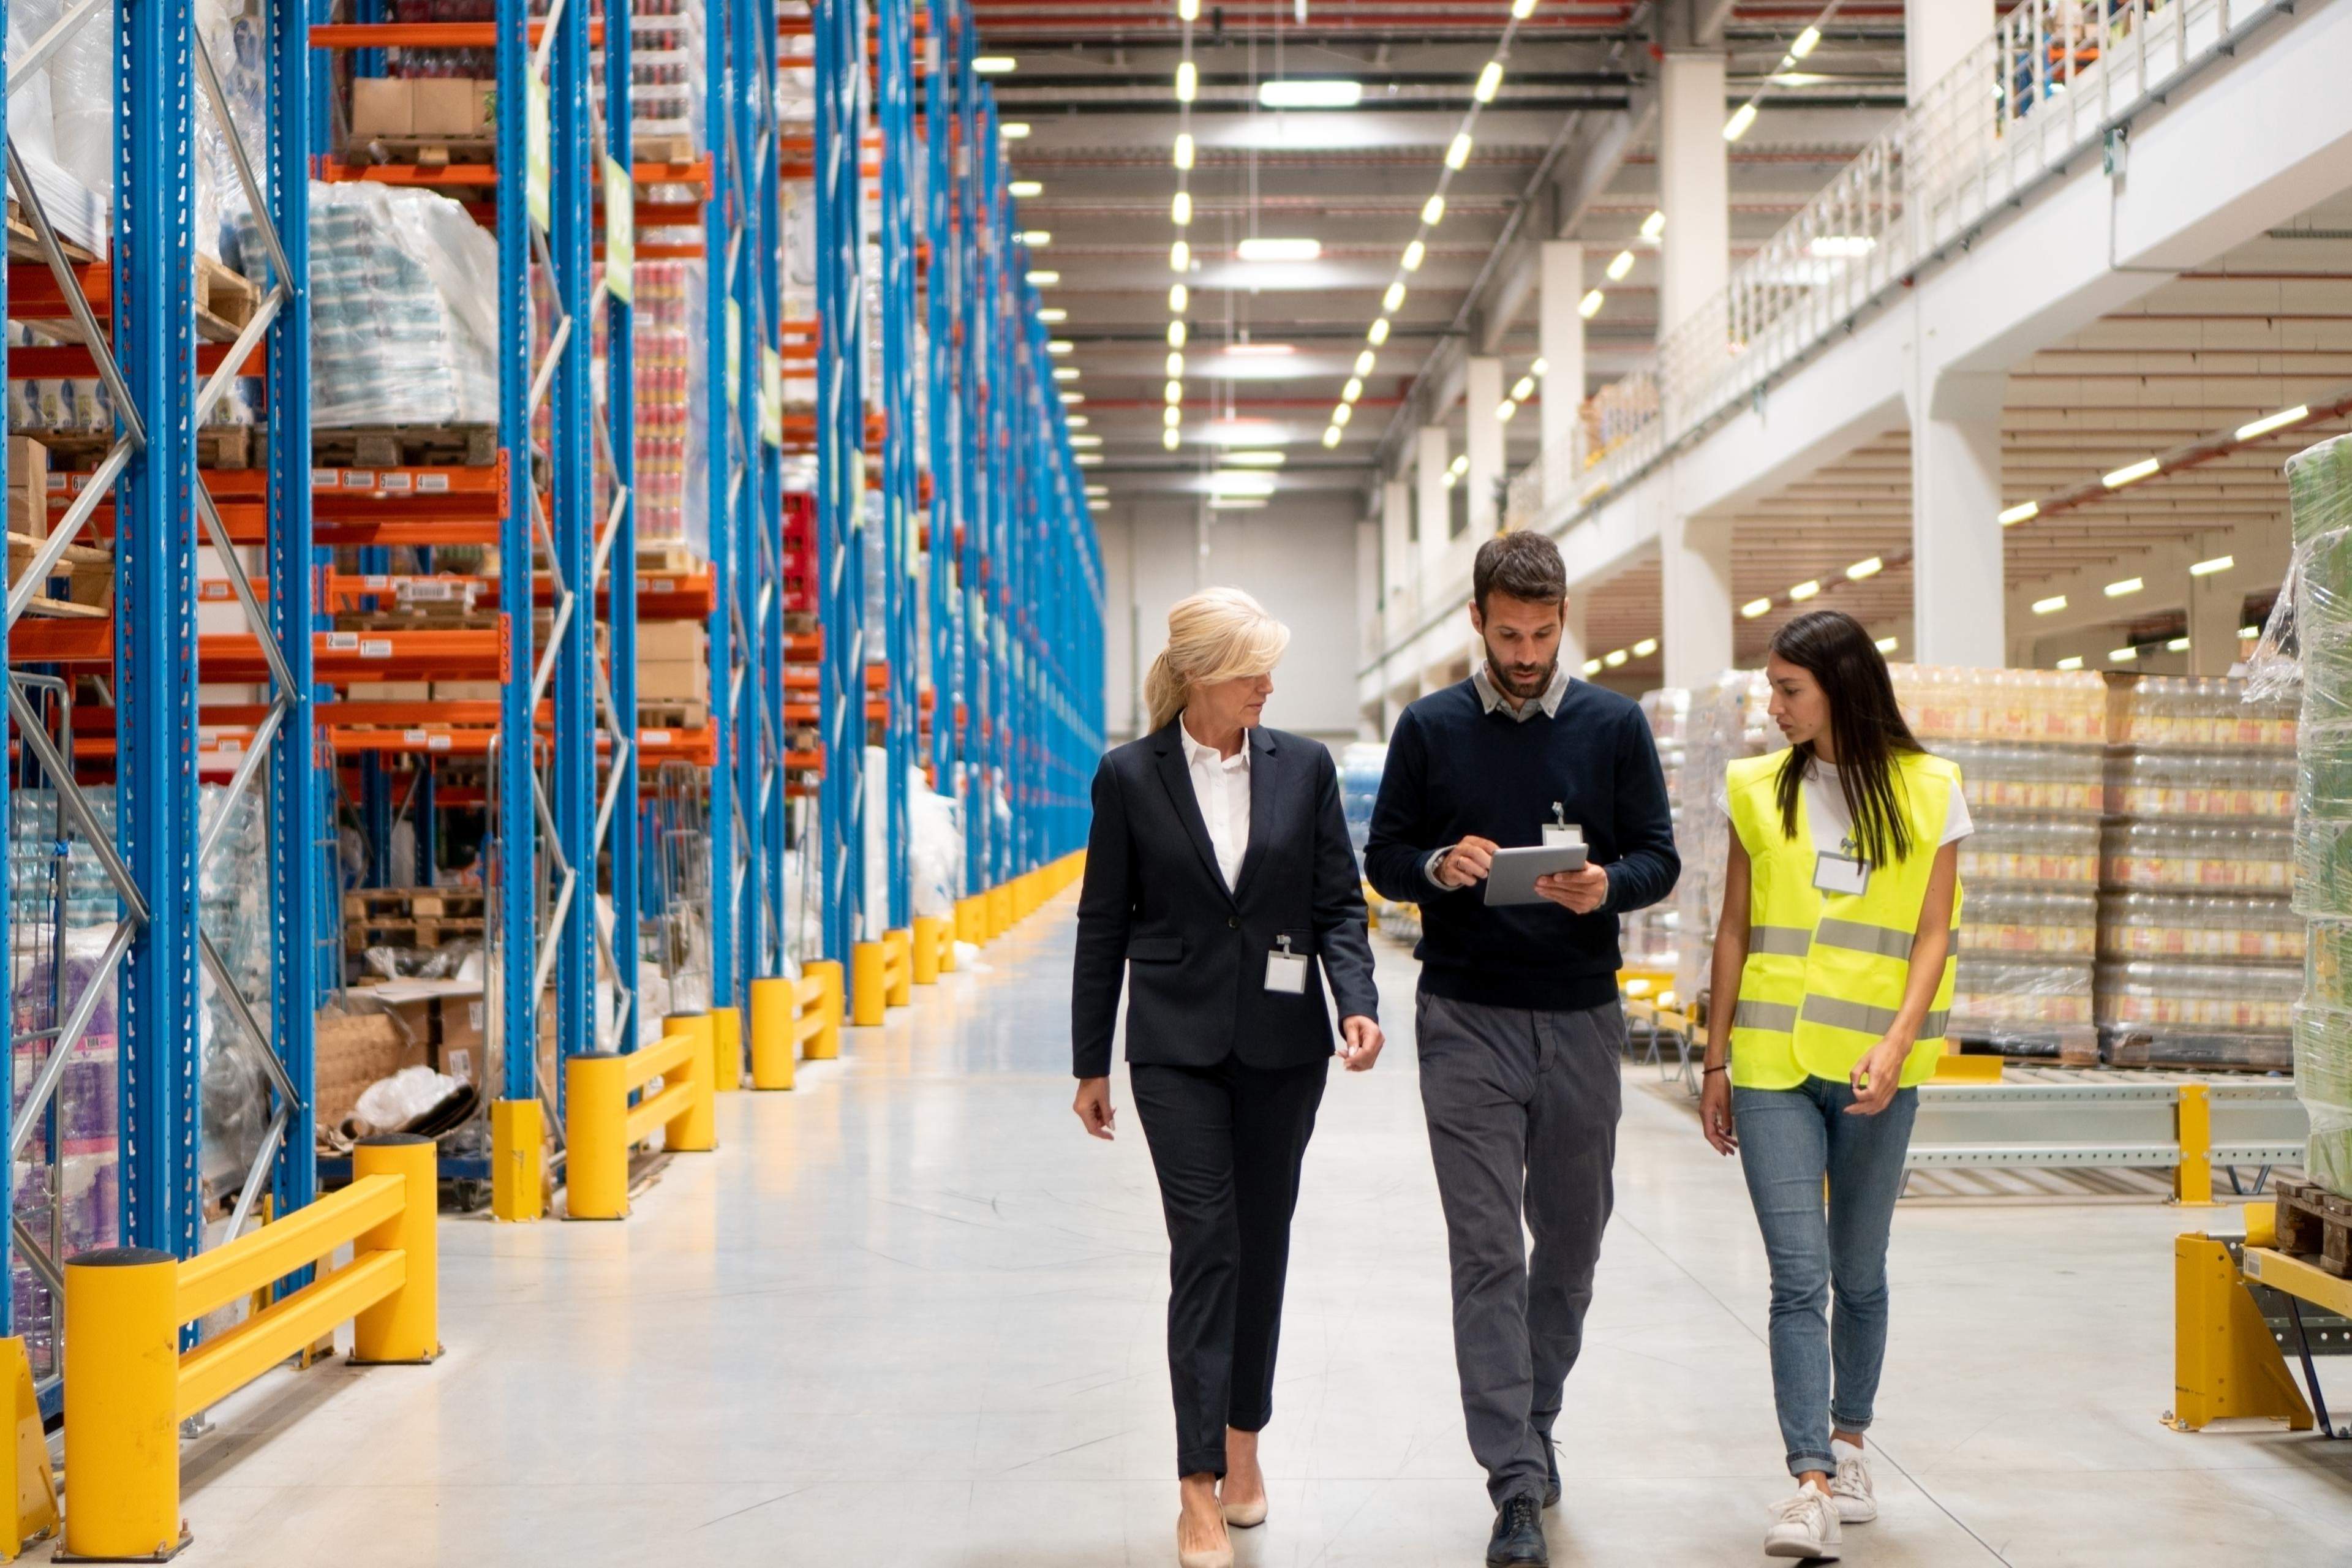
top-left (1097, 496), bottom-right (1367, 745)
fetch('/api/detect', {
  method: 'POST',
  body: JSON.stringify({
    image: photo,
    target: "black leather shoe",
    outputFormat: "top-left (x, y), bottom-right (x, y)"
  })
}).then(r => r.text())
top-left (1486, 1495), bottom-right (1548, 1566)
top-left (1544, 1441), bottom-right (1561, 1508)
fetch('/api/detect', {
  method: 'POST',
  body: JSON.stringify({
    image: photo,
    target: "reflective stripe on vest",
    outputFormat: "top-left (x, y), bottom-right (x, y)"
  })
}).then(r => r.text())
top-left (1800, 994), bottom-right (1949, 1039)
top-left (1735, 1000), bottom-right (1800, 1033)
top-left (1812, 917), bottom-right (1915, 960)
top-left (1750, 925), bottom-right (1812, 957)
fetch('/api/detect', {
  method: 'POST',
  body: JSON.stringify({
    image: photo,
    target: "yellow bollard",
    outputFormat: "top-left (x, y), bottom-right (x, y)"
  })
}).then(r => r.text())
top-left (351, 1134), bottom-right (440, 1365)
top-left (666, 1025), bottom-right (718, 1153)
top-left (884, 929), bottom-right (913, 1007)
top-left (711, 1006), bottom-right (743, 1093)
top-left (665, 1012), bottom-right (718, 1118)
top-left (956, 896), bottom-right (982, 947)
top-left (565, 1052), bottom-right (631, 1221)
top-left (491, 1098), bottom-right (545, 1223)
top-left (937, 914), bottom-right (959, 974)
top-left (748, 977), bottom-right (797, 1089)
top-left (804, 959), bottom-right (845, 1057)
top-left (989, 884), bottom-right (1012, 938)
top-left (913, 915), bottom-right (945, 984)
top-left (851, 941), bottom-right (887, 1026)
top-left (62, 1246), bottom-right (185, 1561)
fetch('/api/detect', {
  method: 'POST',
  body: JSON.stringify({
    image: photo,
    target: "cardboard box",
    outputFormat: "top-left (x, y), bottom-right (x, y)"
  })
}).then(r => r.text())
top-left (350, 77), bottom-right (415, 140)
top-left (637, 658), bottom-right (710, 703)
top-left (636, 622), bottom-right (708, 663)
top-left (345, 680), bottom-right (433, 701)
top-left (9, 437), bottom-right (48, 538)
top-left (412, 78), bottom-right (491, 138)
top-left (436, 994), bottom-right (487, 1088)
top-left (432, 680), bottom-right (505, 702)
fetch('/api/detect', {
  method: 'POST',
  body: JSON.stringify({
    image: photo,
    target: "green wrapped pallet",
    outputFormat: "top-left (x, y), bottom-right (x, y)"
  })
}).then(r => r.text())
top-left (2289, 434), bottom-right (2352, 546)
top-left (2295, 1004), bottom-right (2352, 1195)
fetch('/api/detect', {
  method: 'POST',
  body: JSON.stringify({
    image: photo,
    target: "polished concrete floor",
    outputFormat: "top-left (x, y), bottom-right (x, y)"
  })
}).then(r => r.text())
top-left (103, 891), bottom-right (2352, 1566)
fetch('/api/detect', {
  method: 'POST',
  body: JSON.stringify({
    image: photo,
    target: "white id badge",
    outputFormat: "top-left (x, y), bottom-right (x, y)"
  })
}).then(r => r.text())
top-left (1542, 801), bottom-right (1583, 849)
top-left (1265, 936), bottom-right (1310, 995)
top-left (1814, 851), bottom-right (1871, 896)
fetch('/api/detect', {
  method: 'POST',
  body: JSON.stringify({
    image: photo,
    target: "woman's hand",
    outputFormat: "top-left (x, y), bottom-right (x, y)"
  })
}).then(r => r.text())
top-left (1336, 1015), bottom-right (1384, 1071)
top-left (1845, 1034), bottom-right (1912, 1115)
top-left (1700, 1070), bottom-right (1737, 1154)
top-left (1073, 1077), bottom-right (1116, 1139)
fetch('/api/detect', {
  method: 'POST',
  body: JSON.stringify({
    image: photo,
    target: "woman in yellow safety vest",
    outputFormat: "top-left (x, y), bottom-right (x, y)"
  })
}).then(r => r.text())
top-left (1699, 609), bottom-right (1968, 1563)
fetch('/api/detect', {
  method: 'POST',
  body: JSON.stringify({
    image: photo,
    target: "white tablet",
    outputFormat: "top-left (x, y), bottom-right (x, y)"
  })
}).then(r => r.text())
top-left (1481, 843), bottom-right (1590, 907)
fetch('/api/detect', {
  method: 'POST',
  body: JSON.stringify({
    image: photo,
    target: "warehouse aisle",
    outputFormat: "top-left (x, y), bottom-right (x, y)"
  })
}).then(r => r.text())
top-left (126, 894), bottom-right (2352, 1567)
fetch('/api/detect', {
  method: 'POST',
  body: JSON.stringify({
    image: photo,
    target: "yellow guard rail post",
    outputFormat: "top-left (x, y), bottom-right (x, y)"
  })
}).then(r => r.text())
top-left (564, 1028), bottom-right (717, 1221)
top-left (883, 928), bottom-right (913, 1008)
top-left (801, 959), bottom-right (844, 1058)
top-left (62, 1135), bottom-right (439, 1559)
top-left (912, 914), bottom-right (946, 984)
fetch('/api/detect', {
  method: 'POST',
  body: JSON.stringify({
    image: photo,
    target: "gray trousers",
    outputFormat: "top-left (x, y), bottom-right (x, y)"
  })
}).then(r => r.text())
top-left (1416, 990), bottom-right (1624, 1507)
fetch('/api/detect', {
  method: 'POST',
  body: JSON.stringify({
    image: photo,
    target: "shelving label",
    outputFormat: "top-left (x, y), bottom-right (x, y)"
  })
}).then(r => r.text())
top-left (603, 154), bottom-right (635, 304)
top-left (361, 639), bottom-right (393, 660)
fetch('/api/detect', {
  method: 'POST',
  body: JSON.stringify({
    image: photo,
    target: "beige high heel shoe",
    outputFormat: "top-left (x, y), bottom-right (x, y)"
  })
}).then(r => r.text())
top-left (1219, 1497), bottom-right (1268, 1529)
top-left (1176, 1517), bottom-right (1234, 1568)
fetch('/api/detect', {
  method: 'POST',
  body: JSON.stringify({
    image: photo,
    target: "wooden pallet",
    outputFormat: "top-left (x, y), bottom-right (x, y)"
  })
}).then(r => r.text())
top-left (6, 200), bottom-right (97, 266)
top-left (636, 543), bottom-right (703, 575)
top-left (342, 886), bottom-right (485, 920)
top-left (343, 135), bottom-right (497, 170)
top-left (314, 424), bottom-right (499, 469)
top-left (7, 532), bottom-right (111, 619)
top-left (638, 701), bottom-right (709, 730)
top-left (194, 254), bottom-right (261, 342)
top-left (35, 425), bottom-right (254, 472)
top-left (634, 135), bottom-right (697, 165)
top-left (2272, 1180), bottom-right (2352, 1278)
top-left (344, 916), bottom-right (486, 952)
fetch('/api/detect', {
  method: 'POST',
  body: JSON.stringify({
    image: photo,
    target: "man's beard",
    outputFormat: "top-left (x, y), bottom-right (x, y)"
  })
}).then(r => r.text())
top-left (1487, 642), bottom-right (1558, 699)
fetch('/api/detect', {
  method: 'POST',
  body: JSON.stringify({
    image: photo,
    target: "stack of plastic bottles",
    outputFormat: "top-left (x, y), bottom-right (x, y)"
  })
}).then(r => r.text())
top-left (303, 182), bottom-right (499, 427)
top-left (2284, 435), bottom-right (2352, 1194)
top-left (590, 1), bottom-right (707, 157)
top-left (1669, 671), bottom-right (1767, 1008)
top-left (1623, 690), bottom-right (1687, 974)
top-left (2094, 677), bottom-right (2300, 1068)
top-left (1893, 666), bottom-right (2109, 1061)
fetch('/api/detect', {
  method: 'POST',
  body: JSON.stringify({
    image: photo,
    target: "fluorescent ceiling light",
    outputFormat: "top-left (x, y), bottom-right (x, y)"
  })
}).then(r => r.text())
top-left (1172, 192), bottom-right (1191, 225)
top-left (1741, 597), bottom-right (1772, 619)
top-left (1531, 356), bottom-right (1548, 376)
top-left (1076, 453), bottom-right (1102, 465)
top-left (1227, 342), bottom-right (1294, 357)
top-left (1604, 649), bottom-right (1629, 668)
top-left (1210, 497), bottom-right (1268, 509)
top-left (1258, 78), bottom-right (1362, 108)
top-left (2109, 646), bottom-right (2139, 663)
top-left (1170, 239), bottom-right (1191, 271)
top-left (1578, 289), bottom-right (1604, 319)
top-left (1382, 281), bottom-right (1406, 312)
top-left (2103, 456), bottom-right (2162, 488)
top-left (1442, 470), bottom-right (1458, 488)
top-left (1025, 269), bottom-right (1058, 285)
top-left (1476, 61), bottom-right (1503, 102)
top-left (1640, 209), bottom-right (1665, 240)
top-left (1332, 402), bottom-right (1352, 425)
top-left (1723, 102), bottom-right (1758, 141)
top-left (1169, 284), bottom-right (1188, 312)
top-left (974, 56), bottom-right (1017, 74)
top-left (1807, 235), bottom-right (1875, 258)
top-left (1448, 454), bottom-right (1468, 477)
top-left (1226, 451), bottom-right (1286, 466)
top-left (1167, 320), bottom-right (1186, 347)
top-left (1788, 579), bottom-right (1821, 601)
top-left (1209, 472), bottom-right (1278, 494)
top-left (2104, 576), bottom-right (2144, 598)
top-left (1060, 391), bottom-right (1083, 403)
top-left (1402, 239), bottom-right (1425, 271)
top-left (1510, 375), bottom-right (1535, 401)
top-left (1322, 428), bottom-right (1341, 447)
top-left (2241, 624), bottom-right (2262, 639)
top-left (1164, 406), bottom-right (1183, 426)
top-left (1066, 415), bottom-right (1089, 428)
top-left (1202, 420), bottom-right (1291, 446)
top-left (1354, 349), bottom-right (1376, 376)
top-left (1009, 179), bottom-right (1042, 197)
top-left (1166, 351), bottom-right (1184, 377)
top-left (2237, 405), bottom-right (2309, 441)
top-left (1165, 380), bottom-right (1183, 403)
top-left (1038, 307), bottom-right (1067, 322)
top-left (2057, 655), bottom-right (2084, 671)
top-left (1496, 399), bottom-right (1517, 421)
top-left (1001, 121), bottom-right (1031, 139)
top-left (1178, 0), bottom-right (1198, 17)
top-left (2190, 554), bottom-right (2235, 576)
top-left (1511, 0), bottom-right (1536, 16)
top-left (1174, 134), bottom-right (1194, 170)
top-left (1770, 70), bottom-right (1833, 86)
top-left (1445, 132), bottom-right (1473, 170)
top-left (1632, 638), bottom-right (1658, 658)
top-left (1163, 428), bottom-right (1181, 450)
top-left (1068, 434), bottom-right (1102, 447)
top-left (1052, 366), bottom-right (1080, 380)
top-left (1875, 636), bottom-right (1899, 654)
top-left (1047, 339), bottom-right (1072, 354)
top-left (2032, 594), bottom-right (2068, 615)
top-left (1236, 237), bottom-right (1321, 262)
top-left (1175, 62), bottom-right (1196, 102)
top-left (1422, 195), bottom-right (1446, 225)
top-left (1607, 249), bottom-right (1635, 281)
top-left (2168, 636), bottom-right (2192, 652)
top-left (1084, 484), bottom-right (1109, 495)
top-left (1845, 557), bottom-right (1882, 581)
top-left (1583, 658), bottom-right (1602, 674)
top-left (1368, 318), bottom-right (1391, 345)
top-left (1343, 377), bottom-right (1364, 402)
top-left (1998, 500), bottom-right (2039, 525)
top-left (1791, 24), bottom-right (1822, 57)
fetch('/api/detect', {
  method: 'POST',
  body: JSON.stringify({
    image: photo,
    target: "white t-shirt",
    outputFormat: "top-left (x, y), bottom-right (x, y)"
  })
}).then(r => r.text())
top-left (1714, 756), bottom-right (1972, 863)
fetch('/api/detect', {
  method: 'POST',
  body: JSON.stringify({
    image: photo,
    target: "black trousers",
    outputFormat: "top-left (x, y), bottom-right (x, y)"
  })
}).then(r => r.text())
top-left (1129, 1053), bottom-right (1329, 1479)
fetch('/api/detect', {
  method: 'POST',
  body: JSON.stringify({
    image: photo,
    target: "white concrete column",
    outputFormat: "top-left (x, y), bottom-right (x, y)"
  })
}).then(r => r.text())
top-left (2188, 557), bottom-right (2244, 677)
top-left (1657, 51), bottom-right (1729, 342)
top-left (1417, 426), bottom-right (1450, 576)
top-left (1539, 241), bottom-right (1586, 508)
top-left (1381, 477), bottom-right (1413, 632)
top-left (1561, 591), bottom-right (1588, 673)
top-left (1909, 371), bottom-right (2007, 668)
top-left (1662, 514), bottom-right (1735, 688)
top-left (1465, 357), bottom-right (1506, 537)
top-left (1907, 0), bottom-right (1994, 104)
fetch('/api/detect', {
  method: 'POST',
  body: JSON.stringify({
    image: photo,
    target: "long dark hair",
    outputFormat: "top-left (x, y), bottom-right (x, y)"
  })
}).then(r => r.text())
top-left (1770, 609), bottom-right (1925, 867)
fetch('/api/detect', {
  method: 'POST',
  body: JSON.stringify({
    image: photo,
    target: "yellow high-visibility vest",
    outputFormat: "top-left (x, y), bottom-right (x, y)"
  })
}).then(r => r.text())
top-left (1722, 748), bottom-right (1963, 1090)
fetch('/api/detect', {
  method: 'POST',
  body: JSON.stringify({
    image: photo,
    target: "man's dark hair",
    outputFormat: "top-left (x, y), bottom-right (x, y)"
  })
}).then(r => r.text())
top-left (1472, 530), bottom-right (1567, 614)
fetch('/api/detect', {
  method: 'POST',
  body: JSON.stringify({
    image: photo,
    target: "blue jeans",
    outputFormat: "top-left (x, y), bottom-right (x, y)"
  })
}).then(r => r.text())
top-left (1733, 1077), bottom-right (1918, 1479)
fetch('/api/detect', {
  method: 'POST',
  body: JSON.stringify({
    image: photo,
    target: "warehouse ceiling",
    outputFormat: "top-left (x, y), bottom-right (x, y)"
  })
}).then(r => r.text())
top-left (986, 2), bottom-right (1912, 510)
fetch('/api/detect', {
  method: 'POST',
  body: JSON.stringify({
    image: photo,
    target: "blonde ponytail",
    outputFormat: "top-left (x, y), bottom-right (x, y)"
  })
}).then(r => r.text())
top-left (1143, 587), bottom-right (1291, 734)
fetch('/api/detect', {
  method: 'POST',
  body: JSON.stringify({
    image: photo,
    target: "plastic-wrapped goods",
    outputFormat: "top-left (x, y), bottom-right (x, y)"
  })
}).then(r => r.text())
top-left (2294, 1005), bottom-right (2352, 1193)
top-left (1960, 815), bottom-right (2102, 888)
top-left (1339, 742), bottom-right (1385, 857)
top-left (2103, 820), bottom-right (2296, 894)
top-left (1670, 671), bottom-right (1767, 1004)
top-left (2099, 959), bottom-right (2298, 1069)
top-left (298, 183), bottom-right (499, 427)
top-left (2109, 675), bottom-right (2298, 752)
top-left (1962, 887), bottom-right (2100, 957)
top-left (1937, 740), bottom-right (2103, 816)
top-left (2100, 891), bottom-right (2303, 962)
top-left (909, 768), bottom-right (964, 919)
top-left (2105, 748), bottom-right (2295, 821)
top-left (1890, 665), bottom-right (2106, 744)
top-left (1951, 957), bottom-right (2095, 1028)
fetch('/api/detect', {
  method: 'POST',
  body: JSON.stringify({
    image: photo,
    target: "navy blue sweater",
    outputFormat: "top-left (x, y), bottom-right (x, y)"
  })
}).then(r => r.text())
top-left (1364, 677), bottom-right (1680, 1012)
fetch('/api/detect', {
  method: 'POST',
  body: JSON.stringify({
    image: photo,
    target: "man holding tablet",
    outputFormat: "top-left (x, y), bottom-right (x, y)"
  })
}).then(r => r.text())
top-left (1365, 531), bottom-right (1679, 1567)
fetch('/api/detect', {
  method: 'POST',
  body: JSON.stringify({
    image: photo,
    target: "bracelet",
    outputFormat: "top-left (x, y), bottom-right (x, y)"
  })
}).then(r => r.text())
top-left (1702, 1065), bottom-right (1727, 1076)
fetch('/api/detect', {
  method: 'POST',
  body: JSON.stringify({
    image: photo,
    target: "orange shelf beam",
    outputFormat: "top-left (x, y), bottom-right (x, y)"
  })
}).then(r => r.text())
top-left (307, 21), bottom-right (603, 47)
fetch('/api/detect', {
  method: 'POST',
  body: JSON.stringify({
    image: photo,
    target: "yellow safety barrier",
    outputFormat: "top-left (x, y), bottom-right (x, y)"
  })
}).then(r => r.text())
top-left (987, 883), bottom-right (1012, 938)
top-left (491, 1097), bottom-right (546, 1223)
top-left (62, 1136), bottom-right (438, 1559)
top-left (0, 1337), bottom-right (56, 1561)
top-left (955, 895), bottom-right (984, 947)
top-left (851, 940), bottom-right (887, 1026)
top-left (565, 1028), bottom-right (717, 1221)
top-left (802, 959), bottom-right (844, 1057)
top-left (711, 1005), bottom-right (743, 1092)
top-left (913, 914), bottom-right (947, 983)
top-left (883, 929), bottom-right (913, 1007)
top-left (2169, 1208), bottom-right (2316, 1433)
top-left (2175, 1082), bottom-right (2216, 1207)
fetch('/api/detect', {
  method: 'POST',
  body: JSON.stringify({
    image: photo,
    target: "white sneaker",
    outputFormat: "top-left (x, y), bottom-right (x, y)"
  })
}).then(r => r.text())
top-left (1828, 1439), bottom-right (1876, 1523)
top-left (1763, 1487), bottom-right (1841, 1561)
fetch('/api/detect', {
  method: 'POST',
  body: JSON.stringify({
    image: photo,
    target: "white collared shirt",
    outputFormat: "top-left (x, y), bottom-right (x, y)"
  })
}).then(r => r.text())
top-left (1181, 719), bottom-right (1251, 891)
